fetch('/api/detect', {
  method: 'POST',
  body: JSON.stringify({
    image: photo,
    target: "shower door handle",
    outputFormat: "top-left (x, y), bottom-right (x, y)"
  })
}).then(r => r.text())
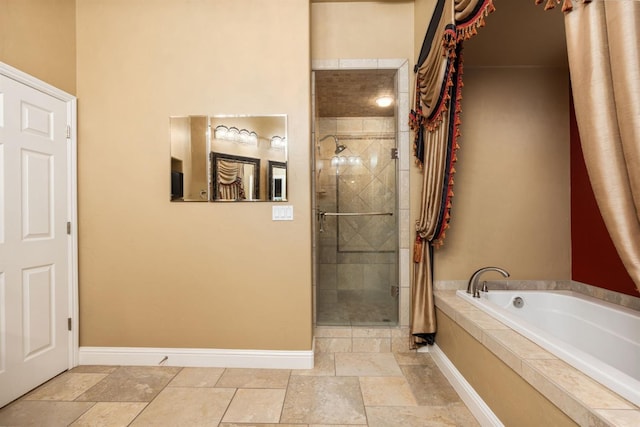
top-left (321, 212), bottom-right (393, 217)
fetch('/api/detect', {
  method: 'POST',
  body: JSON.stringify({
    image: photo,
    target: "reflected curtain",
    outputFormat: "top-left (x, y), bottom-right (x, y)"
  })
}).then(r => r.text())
top-left (557, 0), bottom-right (640, 292)
top-left (410, 0), bottom-right (495, 347)
top-left (218, 160), bottom-right (246, 200)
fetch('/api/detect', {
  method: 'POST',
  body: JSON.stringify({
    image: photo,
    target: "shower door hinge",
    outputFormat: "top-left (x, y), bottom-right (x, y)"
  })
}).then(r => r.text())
top-left (67, 222), bottom-right (71, 235)
top-left (391, 286), bottom-right (399, 297)
top-left (390, 148), bottom-right (399, 159)
top-left (68, 318), bottom-right (72, 331)
top-left (66, 125), bottom-right (71, 139)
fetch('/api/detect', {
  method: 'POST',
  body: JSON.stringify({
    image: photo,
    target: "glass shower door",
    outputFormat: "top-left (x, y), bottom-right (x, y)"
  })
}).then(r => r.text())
top-left (315, 130), bottom-right (398, 326)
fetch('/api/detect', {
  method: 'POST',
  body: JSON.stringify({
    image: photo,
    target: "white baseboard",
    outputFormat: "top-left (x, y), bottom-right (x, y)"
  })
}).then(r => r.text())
top-left (420, 344), bottom-right (504, 427)
top-left (79, 346), bottom-right (314, 369)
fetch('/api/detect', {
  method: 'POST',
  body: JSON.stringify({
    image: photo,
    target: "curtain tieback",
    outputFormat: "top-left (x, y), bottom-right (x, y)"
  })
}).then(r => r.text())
top-left (413, 235), bottom-right (424, 263)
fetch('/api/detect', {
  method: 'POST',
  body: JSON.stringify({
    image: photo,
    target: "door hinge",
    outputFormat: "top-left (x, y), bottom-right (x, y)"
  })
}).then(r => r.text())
top-left (67, 222), bottom-right (71, 235)
top-left (67, 318), bottom-right (72, 331)
top-left (390, 148), bottom-right (399, 160)
top-left (66, 125), bottom-right (71, 139)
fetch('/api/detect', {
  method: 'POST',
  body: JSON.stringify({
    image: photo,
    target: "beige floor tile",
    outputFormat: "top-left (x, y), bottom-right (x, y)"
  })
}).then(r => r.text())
top-left (448, 402), bottom-right (482, 426)
top-left (292, 352), bottom-right (335, 376)
top-left (76, 366), bottom-right (180, 402)
top-left (359, 376), bottom-right (417, 406)
top-left (130, 387), bottom-right (235, 426)
top-left (25, 373), bottom-right (108, 401)
top-left (393, 352), bottom-right (431, 366)
top-left (281, 376), bottom-right (366, 425)
top-left (400, 365), bottom-right (461, 406)
top-left (0, 401), bottom-right (95, 427)
top-left (168, 367), bottom-right (224, 387)
top-left (222, 388), bottom-right (286, 423)
top-left (335, 352), bottom-right (403, 376)
top-left (366, 405), bottom-right (479, 427)
top-left (70, 365), bottom-right (119, 374)
top-left (69, 402), bottom-right (147, 427)
top-left (216, 368), bottom-right (290, 388)
top-left (220, 424), bottom-right (306, 427)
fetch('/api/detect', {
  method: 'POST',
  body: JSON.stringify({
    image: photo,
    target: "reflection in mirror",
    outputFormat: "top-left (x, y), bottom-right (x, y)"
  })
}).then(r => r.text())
top-left (211, 153), bottom-right (260, 201)
top-left (170, 114), bottom-right (287, 202)
top-left (170, 116), bottom-right (209, 201)
top-left (268, 161), bottom-right (287, 201)
top-left (209, 115), bottom-right (287, 202)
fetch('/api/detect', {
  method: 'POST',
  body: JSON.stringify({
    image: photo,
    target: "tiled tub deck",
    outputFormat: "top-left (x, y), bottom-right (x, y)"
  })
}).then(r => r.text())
top-left (434, 289), bottom-right (640, 427)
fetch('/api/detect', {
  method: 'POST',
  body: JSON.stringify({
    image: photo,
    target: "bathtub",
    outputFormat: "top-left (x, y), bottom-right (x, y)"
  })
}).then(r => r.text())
top-left (456, 290), bottom-right (640, 407)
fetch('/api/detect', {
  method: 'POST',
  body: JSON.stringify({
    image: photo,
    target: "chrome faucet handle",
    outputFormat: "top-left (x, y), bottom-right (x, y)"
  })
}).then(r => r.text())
top-left (481, 281), bottom-right (488, 293)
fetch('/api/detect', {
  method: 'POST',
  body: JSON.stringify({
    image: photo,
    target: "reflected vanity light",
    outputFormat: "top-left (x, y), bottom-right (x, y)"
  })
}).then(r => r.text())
top-left (214, 125), bottom-right (258, 145)
top-left (270, 135), bottom-right (286, 149)
top-left (375, 96), bottom-right (393, 107)
top-left (331, 155), bottom-right (361, 166)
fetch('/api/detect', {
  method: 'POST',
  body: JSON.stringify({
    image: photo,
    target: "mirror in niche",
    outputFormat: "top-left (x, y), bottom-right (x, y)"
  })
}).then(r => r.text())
top-left (209, 115), bottom-right (287, 202)
top-left (169, 114), bottom-right (287, 202)
top-left (169, 115), bottom-right (209, 201)
top-left (210, 152), bottom-right (260, 201)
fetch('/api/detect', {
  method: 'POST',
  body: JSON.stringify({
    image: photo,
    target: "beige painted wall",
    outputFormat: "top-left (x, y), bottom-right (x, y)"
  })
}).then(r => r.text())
top-left (0, 0), bottom-right (76, 94)
top-left (76, 0), bottom-right (312, 350)
top-left (311, 0), bottom-right (417, 253)
top-left (434, 67), bottom-right (571, 280)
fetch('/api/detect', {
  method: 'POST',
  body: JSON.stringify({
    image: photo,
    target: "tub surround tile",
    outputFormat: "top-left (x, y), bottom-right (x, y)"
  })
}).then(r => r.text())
top-left (483, 329), bottom-right (556, 374)
top-left (525, 359), bottom-right (635, 410)
top-left (520, 359), bottom-right (593, 426)
top-left (221, 388), bottom-right (286, 423)
top-left (592, 409), bottom-right (640, 427)
top-left (130, 387), bottom-right (234, 426)
top-left (455, 309), bottom-right (509, 341)
top-left (435, 289), bottom-right (640, 427)
top-left (70, 402), bottom-right (147, 427)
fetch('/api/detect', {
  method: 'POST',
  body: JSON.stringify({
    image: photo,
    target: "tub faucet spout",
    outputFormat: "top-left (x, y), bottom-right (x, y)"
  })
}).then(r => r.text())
top-left (467, 266), bottom-right (510, 298)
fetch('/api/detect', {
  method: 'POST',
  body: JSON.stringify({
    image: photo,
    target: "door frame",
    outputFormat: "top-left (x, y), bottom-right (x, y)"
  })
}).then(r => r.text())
top-left (311, 58), bottom-right (411, 328)
top-left (0, 62), bottom-right (79, 368)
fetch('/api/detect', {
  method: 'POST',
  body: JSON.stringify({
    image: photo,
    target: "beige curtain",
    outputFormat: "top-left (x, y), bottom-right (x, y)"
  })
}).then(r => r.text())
top-left (411, 0), bottom-right (495, 346)
top-left (217, 159), bottom-right (246, 200)
top-left (563, 0), bottom-right (640, 292)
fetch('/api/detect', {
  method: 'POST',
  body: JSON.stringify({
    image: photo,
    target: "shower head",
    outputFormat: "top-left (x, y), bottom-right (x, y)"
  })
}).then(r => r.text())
top-left (319, 135), bottom-right (348, 155)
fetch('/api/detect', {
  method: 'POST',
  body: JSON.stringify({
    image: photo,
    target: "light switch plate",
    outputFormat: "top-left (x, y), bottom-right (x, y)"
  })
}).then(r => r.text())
top-left (272, 205), bottom-right (293, 221)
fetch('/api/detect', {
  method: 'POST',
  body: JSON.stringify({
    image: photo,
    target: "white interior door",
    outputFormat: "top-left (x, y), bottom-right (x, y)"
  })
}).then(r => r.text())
top-left (0, 72), bottom-right (72, 407)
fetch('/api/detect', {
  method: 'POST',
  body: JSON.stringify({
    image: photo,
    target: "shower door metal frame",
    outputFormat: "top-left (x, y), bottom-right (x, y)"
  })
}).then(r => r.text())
top-left (311, 58), bottom-right (411, 328)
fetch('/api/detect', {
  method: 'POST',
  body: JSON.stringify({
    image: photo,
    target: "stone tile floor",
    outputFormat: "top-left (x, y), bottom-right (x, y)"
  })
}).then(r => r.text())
top-left (0, 352), bottom-right (479, 426)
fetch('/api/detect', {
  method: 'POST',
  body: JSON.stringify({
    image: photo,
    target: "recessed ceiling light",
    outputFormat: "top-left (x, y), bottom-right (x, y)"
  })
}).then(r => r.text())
top-left (375, 96), bottom-right (393, 107)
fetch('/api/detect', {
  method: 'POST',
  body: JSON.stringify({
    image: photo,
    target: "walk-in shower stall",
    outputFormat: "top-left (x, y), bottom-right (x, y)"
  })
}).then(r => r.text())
top-left (313, 69), bottom-right (399, 326)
